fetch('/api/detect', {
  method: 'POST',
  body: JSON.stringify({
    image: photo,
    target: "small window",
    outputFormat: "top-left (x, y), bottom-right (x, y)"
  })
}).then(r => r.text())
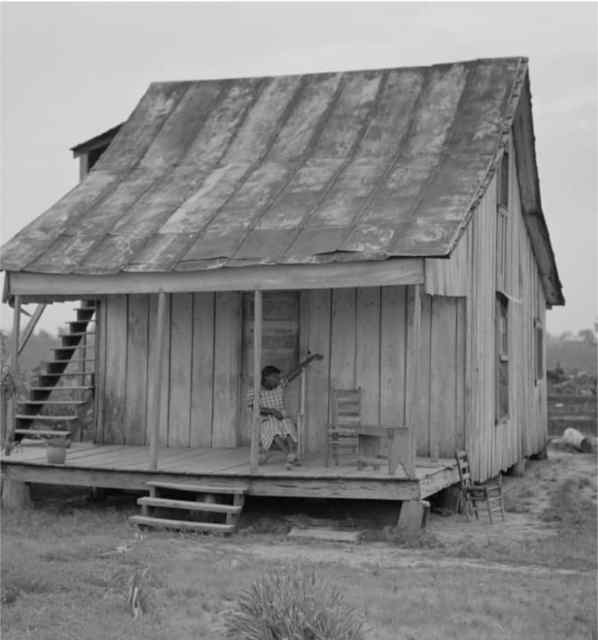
top-left (534, 318), bottom-right (544, 383)
top-left (498, 150), bottom-right (509, 209)
top-left (496, 293), bottom-right (509, 423)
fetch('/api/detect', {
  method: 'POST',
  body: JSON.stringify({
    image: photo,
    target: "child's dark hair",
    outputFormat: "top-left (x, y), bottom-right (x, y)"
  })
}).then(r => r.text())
top-left (261, 365), bottom-right (281, 378)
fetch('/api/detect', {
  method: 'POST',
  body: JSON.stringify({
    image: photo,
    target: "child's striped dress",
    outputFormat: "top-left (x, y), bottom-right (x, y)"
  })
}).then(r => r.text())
top-left (247, 378), bottom-right (297, 450)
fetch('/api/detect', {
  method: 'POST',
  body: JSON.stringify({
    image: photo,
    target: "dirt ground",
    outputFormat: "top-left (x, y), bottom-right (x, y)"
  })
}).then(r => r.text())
top-left (2, 445), bottom-right (596, 639)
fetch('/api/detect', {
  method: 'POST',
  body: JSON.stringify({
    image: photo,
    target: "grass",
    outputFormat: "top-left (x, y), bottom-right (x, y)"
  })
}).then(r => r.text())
top-left (1, 451), bottom-right (597, 640)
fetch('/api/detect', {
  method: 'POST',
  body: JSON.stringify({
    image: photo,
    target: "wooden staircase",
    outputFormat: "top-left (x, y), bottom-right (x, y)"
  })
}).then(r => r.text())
top-left (130, 480), bottom-right (248, 534)
top-left (14, 300), bottom-right (96, 442)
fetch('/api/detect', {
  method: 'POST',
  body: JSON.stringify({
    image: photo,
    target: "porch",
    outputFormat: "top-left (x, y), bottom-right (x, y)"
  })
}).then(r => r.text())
top-left (1, 443), bottom-right (458, 501)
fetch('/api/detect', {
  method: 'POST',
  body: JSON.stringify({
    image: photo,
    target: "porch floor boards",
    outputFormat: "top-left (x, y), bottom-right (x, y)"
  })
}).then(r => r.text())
top-left (1, 443), bottom-right (459, 500)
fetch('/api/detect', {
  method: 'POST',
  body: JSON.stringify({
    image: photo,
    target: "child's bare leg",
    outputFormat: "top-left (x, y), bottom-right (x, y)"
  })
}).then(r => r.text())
top-left (285, 436), bottom-right (301, 465)
top-left (272, 435), bottom-right (289, 454)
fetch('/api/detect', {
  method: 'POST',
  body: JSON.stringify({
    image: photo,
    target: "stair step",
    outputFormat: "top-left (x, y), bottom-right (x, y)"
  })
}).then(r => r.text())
top-left (60, 332), bottom-right (96, 337)
top-left (30, 386), bottom-right (94, 391)
top-left (138, 497), bottom-right (242, 514)
top-left (18, 400), bottom-right (86, 406)
top-left (44, 359), bottom-right (96, 365)
top-left (146, 480), bottom-right (247, 495)
top-left (15, 429), bottom-right (71, 437)
top-left (40, 372), bottom-right (93, 376)
top-left (16, 414), bottom-right (78, 421)
top-left (129, 515), bottom-right (234, 533)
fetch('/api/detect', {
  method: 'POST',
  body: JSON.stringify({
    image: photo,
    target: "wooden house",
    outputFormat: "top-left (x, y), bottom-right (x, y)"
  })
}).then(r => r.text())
top-left (0, 57), bottom-right (563, 525)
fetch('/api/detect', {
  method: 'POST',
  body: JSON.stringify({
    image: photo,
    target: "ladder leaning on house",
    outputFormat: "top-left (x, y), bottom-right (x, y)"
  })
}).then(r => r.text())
top-left (12, 300), bottom-right (97, 444)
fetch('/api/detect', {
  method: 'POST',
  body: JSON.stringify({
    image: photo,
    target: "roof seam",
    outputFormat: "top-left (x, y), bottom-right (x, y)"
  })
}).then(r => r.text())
top-left (275, 71), bottom-right (389, 262)
top-left (217, 73), bottom-right (347, 263)
top-left (21, 83), bottom-right (191, 274)
top-left (72, 85), bottom-right (224, 269)
top-left (166, 76), bottom-right (306, 270)
top-left (82, 81), bottom-right (231, 273)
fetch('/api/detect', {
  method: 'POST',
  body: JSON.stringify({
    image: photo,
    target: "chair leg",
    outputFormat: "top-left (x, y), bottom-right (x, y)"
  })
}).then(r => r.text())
top-left (486, 494), bottom-right (493, 524)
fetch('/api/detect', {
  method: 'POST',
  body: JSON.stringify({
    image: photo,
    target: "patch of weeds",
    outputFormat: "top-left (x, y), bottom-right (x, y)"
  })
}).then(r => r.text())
top-left (1, 565), bottom-right (51, 606)
top-left (226, 566), bottom-right (365, 640)
top-left (361, 526), bottom-right (444, 549)
top-left (238, 516), bottom-right (291, 535)
top-left (540, 477), bottom-right (597, 528)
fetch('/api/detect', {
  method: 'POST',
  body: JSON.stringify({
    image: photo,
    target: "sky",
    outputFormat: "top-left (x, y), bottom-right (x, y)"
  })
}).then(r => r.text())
top-left (1, 1), bottom-right (596, 336)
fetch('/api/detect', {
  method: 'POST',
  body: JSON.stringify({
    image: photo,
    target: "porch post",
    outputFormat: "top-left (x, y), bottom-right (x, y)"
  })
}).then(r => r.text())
top-left (4, 295), bottom-right (22, 455)
top-left (406, 284), bottom-right (421, 477)
top-left (250, 289), bottom-right (262, 472)
top-left (148, 291), bottom-right (168, 471)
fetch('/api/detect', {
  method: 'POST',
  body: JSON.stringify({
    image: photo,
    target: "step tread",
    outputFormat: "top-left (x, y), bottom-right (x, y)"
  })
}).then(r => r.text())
top-left (18, 400), bottom-right (87, 405)
top-left (44, 359), bottom-right (96, 364)
top-left (129, 515), bottom-right (234, 533)
top-left (146, 480), bottom-right (247, 495)
top-left (40, 372), bottom-right (93, 376)
top-left (15, 429), bottom-right (71, 437)
top-left (138, 497), bottom-right (242, 514)
top-left (60, 332), bottom-right (96, 337)
top-left (16, 414), bottom-right (78, 421)
top-left (30, 386), bottom-right (94, 391)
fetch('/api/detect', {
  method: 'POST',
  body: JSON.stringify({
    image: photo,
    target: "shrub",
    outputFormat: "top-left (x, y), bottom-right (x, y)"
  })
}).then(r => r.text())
top-left (225, 567), bottom-right (365, 640)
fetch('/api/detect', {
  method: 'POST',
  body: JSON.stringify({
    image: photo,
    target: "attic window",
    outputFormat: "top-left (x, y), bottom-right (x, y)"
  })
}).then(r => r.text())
top-left (87, 144), bottom-right (109, 170)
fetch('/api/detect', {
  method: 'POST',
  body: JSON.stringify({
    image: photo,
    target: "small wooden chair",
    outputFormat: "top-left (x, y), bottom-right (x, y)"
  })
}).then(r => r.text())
top-left (455, 450), bottom-right (504, 523)
top-left (327, 388), bottom-right (415, 478)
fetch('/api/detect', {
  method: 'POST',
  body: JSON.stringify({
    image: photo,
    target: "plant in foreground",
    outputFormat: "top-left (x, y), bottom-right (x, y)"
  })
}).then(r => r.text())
top-left (226, 567), bottom-right (365, 640)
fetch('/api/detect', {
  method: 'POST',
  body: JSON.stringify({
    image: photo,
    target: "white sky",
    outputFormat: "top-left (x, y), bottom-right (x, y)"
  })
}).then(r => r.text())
top-left (1, 1), bottom-right (596, 336)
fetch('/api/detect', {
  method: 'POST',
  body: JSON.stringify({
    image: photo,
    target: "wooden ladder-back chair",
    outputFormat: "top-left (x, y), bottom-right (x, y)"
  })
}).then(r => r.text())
top-left (328, 388), bottom-right (415, 478)
top-left (455, 450), bottom-right (504, 523)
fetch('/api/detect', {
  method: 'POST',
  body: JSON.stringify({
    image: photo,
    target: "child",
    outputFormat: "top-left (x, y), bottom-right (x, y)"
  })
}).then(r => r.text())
top-left (248, 354), bottom-right (322, 466)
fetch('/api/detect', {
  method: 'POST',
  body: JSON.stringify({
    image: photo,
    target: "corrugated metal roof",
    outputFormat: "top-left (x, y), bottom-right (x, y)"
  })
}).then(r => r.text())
top-left (1, 57), bottom-right (538, 278)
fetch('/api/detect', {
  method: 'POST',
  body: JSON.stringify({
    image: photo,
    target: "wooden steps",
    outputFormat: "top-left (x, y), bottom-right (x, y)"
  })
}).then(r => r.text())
top-left (10, 300), bottom-right (97, 441)
top-left (129, 516), bottom-right (235, 533)
top-left (138, 496), bottom-right (243, 514)
top-left (131, 480), bottom-right (248, 534)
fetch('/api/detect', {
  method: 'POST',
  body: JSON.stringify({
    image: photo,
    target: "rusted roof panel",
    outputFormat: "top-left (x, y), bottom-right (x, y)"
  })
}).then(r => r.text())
top-left (0, 56), bottom-right (563, 303)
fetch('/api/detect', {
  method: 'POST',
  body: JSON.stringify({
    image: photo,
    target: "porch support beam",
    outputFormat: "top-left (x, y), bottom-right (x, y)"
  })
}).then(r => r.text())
top-left (404, 284), bottom-right (421, 479)
top-left (18, 303), bottom-right (47, 356)
top-left (250, 289), bottom-right (262, 473)
top-left (8, 259), bottom-right (424, 298)
top-left (148, 291), bottom-right (168, 470)
top-left (3, 295), bottom-right (22, 455)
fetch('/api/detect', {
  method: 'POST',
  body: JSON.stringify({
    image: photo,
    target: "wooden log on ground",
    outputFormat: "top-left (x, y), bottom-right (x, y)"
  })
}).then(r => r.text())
top-left (562, 427), bottom-right (593, 453)
top-left (288, 527), bottom-right (362, 543)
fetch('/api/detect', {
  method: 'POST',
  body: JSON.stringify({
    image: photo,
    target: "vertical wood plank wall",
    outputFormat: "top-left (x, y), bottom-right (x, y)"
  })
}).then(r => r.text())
top-left (425, 135), bottom-right (548, 480)
top-left (98, 288), bottom-right (466, 461)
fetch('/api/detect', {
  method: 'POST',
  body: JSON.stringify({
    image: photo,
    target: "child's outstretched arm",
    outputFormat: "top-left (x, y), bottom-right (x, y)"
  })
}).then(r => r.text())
top-left (284, 353), bottom-right (323, 383)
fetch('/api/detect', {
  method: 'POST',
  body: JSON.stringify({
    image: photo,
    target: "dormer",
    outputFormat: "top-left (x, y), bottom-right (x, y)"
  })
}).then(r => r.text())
top-left (70, 123), bottom-right (122, 181)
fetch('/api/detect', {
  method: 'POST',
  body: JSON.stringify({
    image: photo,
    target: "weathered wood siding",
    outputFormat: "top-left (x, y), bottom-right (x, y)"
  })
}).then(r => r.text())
top-left (98, 287), bottom-right (466, 459)
top-left (425, 135), bottom-right (548, 480)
